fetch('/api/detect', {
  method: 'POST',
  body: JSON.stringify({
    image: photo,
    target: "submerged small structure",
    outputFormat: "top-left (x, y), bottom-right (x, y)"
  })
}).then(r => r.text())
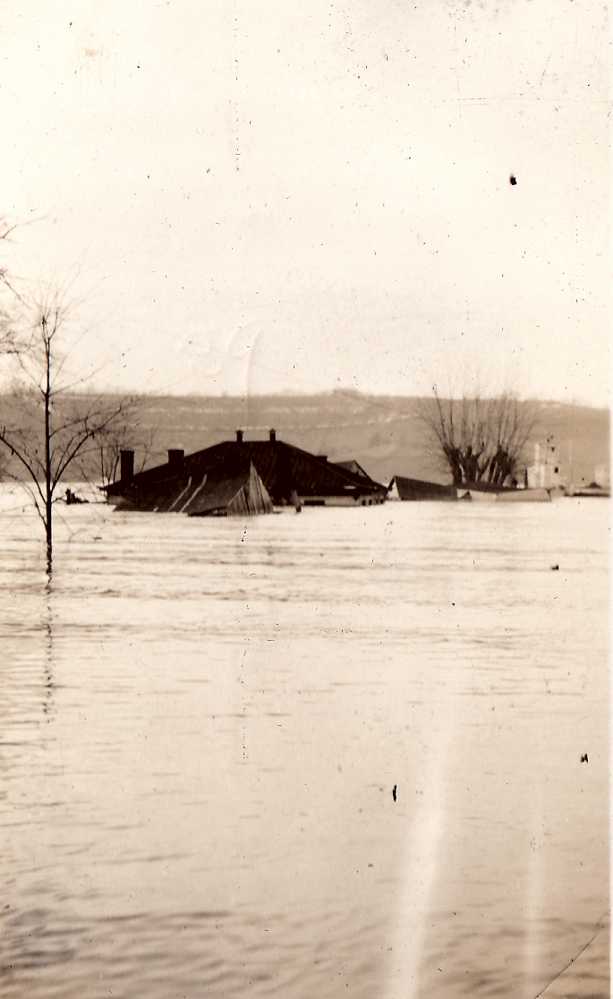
top-left (566, 462), bottom-right (610, 498)
top-left (104, 430), bottom-right (386, 514)
top-left (456, 483), bottom-right (551, 503)
top-left (387, 476), bottom-right (457, 501)
top-left (386, 473), bottom-right (553, 503)
top-left (188, 462), bottom-right (273, 517)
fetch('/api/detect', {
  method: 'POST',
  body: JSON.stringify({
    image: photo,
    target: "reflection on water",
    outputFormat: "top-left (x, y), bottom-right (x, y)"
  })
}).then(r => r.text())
top-left (0, 488), bottom-right (608, 998)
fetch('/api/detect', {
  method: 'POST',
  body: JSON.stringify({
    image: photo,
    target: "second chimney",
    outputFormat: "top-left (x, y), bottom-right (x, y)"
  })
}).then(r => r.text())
top-left (168, 448), bottom-right (184, 472)
top-left (120, 449), bottom-right (134, 484)
top-left (236, 429), bottom-right (244, 443)
top-left (269, 428), bottom-right (276, 442)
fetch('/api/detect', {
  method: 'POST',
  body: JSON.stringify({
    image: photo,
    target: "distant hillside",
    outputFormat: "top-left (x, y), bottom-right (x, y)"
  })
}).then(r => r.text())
top-left (0, 390), bottom-right (609, 489)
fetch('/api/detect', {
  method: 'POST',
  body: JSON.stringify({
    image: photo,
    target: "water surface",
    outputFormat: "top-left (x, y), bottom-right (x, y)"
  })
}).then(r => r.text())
top-left (0, 488), bottom-right (608, 997)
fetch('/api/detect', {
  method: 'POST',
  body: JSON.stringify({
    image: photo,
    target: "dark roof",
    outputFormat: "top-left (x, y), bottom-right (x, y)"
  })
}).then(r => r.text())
top-left (389, 476), bottom-right (457, 500)
top-left (106, 436), bottom-right (385, 505)
top-left (114, 457), bottom-right (273, 516)
top-left (188, 462), bottom-right (273, 517)
top-left (187, 469), bottom-right (252, 516)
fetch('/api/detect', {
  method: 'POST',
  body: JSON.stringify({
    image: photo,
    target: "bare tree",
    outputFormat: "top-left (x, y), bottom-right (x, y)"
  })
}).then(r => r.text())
top-left (416, 384), bottom-right (538, 487)
top-left (0, 290), bottom-right (129, 568)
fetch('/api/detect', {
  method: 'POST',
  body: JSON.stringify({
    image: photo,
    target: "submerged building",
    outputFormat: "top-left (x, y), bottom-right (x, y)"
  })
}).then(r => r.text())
top-left (387, 476), bottom-right (457, 501)
top-left (104, 430), bottom-right (386, 515)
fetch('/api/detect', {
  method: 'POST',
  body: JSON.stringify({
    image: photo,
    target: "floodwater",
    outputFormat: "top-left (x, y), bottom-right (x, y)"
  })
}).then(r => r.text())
top-left (0, 486), bottom-right (608, 999)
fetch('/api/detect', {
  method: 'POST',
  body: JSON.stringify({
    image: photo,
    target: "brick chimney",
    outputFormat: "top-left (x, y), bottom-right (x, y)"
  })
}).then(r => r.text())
top-left (168, 449), bottom-right (184, 472)
top-left (120, 449), bottom-right (134, 484)
top-left (236, 429), bottom-right (244, 443)
top-left (269, 428), bottom-right (276, 442)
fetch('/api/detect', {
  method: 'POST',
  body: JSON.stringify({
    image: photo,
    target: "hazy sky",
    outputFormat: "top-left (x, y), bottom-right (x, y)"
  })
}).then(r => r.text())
top-left (1, 0), bottom-right (609, 403)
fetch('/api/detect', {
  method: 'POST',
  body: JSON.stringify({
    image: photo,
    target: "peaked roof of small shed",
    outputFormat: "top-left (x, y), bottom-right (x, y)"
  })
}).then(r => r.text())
top-left (186, 461), bottom-right (273, 517)
top-left (389, 475), bottom-right (456, 499)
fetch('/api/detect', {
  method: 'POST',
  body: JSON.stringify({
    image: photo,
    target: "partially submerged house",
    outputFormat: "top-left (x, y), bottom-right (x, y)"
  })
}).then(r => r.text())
top-left (387, 475), bottom-right (457, 501)
top-left (104, 430), bottom-right (386, 514)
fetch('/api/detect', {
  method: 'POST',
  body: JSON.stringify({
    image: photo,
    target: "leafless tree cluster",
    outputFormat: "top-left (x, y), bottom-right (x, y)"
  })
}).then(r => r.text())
top-left (416, 385), bottom-right (539, 487)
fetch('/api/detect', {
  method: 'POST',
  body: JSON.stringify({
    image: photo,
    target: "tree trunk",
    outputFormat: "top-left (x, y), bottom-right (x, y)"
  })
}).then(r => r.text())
top-left (43, 318), bottom-right (53, 571)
